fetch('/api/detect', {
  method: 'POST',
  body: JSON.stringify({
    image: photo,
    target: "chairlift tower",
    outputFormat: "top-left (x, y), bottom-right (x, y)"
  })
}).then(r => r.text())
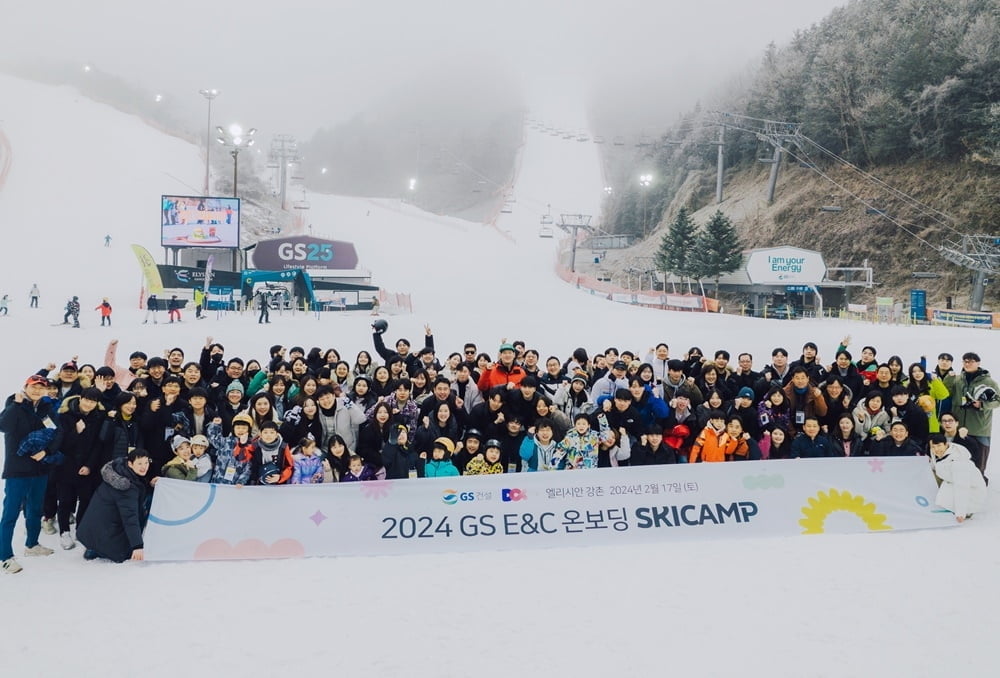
top-left (268, 134), bottom-right (300, 210)
top-left (711, 112), bottom-right (803, 204)
top-left (939, 235), bottom-right (1000, 311)
top-left (558, 214), bottom-right (593, 273)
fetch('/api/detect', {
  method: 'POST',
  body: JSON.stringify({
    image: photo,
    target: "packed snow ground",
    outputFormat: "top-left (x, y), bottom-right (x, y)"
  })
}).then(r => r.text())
top-left (0, 74), bottom-right (997, 676)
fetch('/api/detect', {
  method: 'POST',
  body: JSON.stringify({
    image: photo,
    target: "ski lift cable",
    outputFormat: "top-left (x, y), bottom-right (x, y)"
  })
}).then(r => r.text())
top-left (795, 134), bottom-right (962, 235)
top-left (797, 135), bottom-right (959, 231)
top-left (779, 143), bottom-right (940, 250)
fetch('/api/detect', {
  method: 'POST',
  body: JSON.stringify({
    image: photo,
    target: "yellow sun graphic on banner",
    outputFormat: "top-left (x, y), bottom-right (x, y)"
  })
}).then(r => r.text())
top-left (799, 489), bottom-right (892, 534)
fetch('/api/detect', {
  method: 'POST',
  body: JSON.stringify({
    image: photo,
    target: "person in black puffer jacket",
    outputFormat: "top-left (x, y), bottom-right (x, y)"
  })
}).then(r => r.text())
top-left (76, 449), bottom-right (151, 563)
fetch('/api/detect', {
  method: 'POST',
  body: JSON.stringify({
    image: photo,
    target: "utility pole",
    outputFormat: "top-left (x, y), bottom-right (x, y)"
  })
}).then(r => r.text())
top-left (269, 135), bottom-right (300, 210)
top-left (715, 124), bottom-right (725, 204)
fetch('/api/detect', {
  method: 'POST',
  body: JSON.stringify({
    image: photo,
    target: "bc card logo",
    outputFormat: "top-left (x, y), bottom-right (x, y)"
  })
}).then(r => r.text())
top-left (501, 488), bottom-right (527, 502)
top-left (442, 490), bottom-right (476, 505)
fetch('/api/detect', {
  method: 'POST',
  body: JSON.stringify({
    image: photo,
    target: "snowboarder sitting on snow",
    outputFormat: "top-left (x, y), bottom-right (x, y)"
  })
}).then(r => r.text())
top-left (928, 433), bottom-right (987, 522)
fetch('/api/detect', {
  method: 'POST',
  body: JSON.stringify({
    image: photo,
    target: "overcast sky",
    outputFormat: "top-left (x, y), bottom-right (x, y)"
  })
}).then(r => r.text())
top-left (4, 0), bottom-right (846, 138)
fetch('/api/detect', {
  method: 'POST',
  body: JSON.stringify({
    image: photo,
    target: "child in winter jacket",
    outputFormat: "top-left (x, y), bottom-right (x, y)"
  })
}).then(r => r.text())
top-left (190, 434), bottom-right (213, 482)
top-left (519, 419), bottom-right (562, 471)
top-left (290, 438), bottom-right (324, 484)
top-left (256, 420), bottom-right (294, 484)
top-left (464, 439), bottom-right (505, 475)
top-left (161, 435), bottom-right (198, 481)
top-left (690, 410), bottom-right (748, 462)
top-left (207, 414), bottom-right (258, 485)
top-left (556, 413), bottom-right (611, 470)
top-left (417, 437), bottom-right (461, 477)
top-left (341, 455), bottom-right (377, 482)
top-left (928, 433), bottom-right (987, 521)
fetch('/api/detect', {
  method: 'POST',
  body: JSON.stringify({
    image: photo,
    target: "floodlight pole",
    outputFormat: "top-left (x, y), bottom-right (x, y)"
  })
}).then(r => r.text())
top-left (199, 89), bottom-right (219, 194)
top-left (231, 149), bottom-right (239, 198)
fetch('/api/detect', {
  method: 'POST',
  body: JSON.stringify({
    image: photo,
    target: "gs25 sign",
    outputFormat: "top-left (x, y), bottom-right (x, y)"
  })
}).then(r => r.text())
top-left (279, 242), bottom-right (333, 262)
top-left (252, 236), bottom-right (359, 271)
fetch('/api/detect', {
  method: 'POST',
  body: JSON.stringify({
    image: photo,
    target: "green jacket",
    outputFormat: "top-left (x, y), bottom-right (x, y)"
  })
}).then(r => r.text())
top-left (161, 456), bottom-right (198, 481)
top-left (951, 369), bottom-right (999, 437)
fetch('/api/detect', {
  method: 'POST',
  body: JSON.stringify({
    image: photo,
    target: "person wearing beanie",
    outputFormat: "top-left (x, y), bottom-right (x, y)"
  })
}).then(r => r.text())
top-left (417, 436), bottom-right (460, 477)
top-left (477, 342), bottom-right (526, 392)
top-left (161, 436), bottom-right (198, 481)
top-left (1, 375), bottom-right (60, 572)
top-left (189, 434), bottom-right (213, 482)
top-left (207, 413), bottom-right (259, 485)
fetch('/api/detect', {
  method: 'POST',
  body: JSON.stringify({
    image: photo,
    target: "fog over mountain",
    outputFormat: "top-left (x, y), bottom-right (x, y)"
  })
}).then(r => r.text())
top-left (5, 0), bottom-right (845, 136)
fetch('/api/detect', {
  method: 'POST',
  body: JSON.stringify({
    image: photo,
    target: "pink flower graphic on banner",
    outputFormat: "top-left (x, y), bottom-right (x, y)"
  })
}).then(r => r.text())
top-left (360, 480), bottom-right (393, 500)
top-left (193, 538), bottom-right (305, 560)
top-left (868, 459), bottom-right (885, 472)
top-left (309, 510), bottom-right (328, 526)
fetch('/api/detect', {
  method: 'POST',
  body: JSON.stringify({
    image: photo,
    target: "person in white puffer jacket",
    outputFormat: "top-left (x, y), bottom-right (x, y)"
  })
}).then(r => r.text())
top-left (928, 433), bottom-right (987, 522)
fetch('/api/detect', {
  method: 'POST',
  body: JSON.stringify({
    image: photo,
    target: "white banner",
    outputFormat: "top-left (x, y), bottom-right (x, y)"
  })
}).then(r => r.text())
top-left (636, 294), bottom-right (663, 306)
top-left (664, 293), bottom-right (704, 309)
top-left (144, 458), bottom-right (956, 562)
top-left (848, 303), bottom-right (868, 313)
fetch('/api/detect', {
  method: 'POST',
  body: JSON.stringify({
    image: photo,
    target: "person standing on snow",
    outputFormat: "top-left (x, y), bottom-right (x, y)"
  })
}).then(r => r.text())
top-left (167, 295), bottom-right (182, 323)
top-left (29, 284), bottom-right (39, 309)
top-left (143, 294), bottom-right (159, 324)
top-left (63, 296), bottom-right (81, 328)
top-left (257, 290), bottom-right (271, 324)
top-left (95, 298), bottom-right (113, 327)
top-left (0, 374), bottom-right (58, 574)
top-left (104, 234), bottom-right (112, 247)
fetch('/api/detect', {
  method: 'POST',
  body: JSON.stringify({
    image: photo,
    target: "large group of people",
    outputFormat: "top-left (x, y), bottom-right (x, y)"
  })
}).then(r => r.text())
top-left (1, 324), bottom-right (995, 573)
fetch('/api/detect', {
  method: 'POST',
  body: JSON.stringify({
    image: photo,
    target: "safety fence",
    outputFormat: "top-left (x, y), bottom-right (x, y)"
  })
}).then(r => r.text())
top-left (553, 243), bottom-right (717, 312)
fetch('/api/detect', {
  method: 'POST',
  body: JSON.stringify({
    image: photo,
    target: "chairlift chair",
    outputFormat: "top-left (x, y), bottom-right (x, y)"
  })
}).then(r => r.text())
top-left (612, 136), bottom-right (626, 146)
top-left (538, 226), bottom-right (554, 238)
top-left (540, 214), bottom-right (553, 225)
top-left (293, 200), bottom-right (311, 210)
top-left (593, 135), bottom-right (605, 144)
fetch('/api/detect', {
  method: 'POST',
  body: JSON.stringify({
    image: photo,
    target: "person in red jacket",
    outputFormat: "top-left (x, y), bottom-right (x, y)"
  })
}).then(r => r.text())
top-left (94, 298), bottom-right (113, 327)
top-left (477, 343), bottom-right (526, 392)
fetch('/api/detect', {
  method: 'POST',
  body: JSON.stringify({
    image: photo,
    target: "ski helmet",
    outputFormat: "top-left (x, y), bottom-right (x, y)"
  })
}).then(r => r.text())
top-left (371, 318), bottom-right (389, 334)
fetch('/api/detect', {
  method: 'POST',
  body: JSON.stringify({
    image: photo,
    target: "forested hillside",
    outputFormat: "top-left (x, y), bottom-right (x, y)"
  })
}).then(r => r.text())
top-left (599, 0), bottom-right (999, 307)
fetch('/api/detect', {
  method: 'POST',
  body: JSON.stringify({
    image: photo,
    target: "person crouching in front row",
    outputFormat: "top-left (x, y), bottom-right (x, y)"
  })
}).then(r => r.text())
top-left (928, 433), bottom-right (987, 523)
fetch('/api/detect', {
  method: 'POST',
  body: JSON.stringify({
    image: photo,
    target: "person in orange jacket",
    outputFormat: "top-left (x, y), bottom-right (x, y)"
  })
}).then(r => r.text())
top-left (690, 409), bottom-right (749, 462)
top-left (477, 343), bottom-right (527, 392)
top-left (95, 298), bottom-right (113, 327)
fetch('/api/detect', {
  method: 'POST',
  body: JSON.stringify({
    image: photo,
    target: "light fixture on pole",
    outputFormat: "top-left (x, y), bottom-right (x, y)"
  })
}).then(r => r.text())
top-left (198, 88), bottom-right (220, 194)
top-left (638, 173), bottom-right (653, 237)
top-left (216, 123), bottom-right (257, 198)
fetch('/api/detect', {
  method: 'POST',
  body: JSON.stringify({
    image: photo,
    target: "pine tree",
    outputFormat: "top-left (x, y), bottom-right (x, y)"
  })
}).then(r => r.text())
top-left (693, 210), bottom-right (743, 297)
top-left (655, 207), bottom-right (697, 289)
